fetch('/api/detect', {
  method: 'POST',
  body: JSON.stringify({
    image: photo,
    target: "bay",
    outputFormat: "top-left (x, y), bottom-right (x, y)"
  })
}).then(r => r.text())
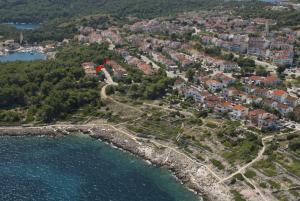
top-left (3, 23), bottom-right (40, 30)
top-left (0, 134), bottom-right (201, 201)
top-left (0, 52), bottom-right (47, 62)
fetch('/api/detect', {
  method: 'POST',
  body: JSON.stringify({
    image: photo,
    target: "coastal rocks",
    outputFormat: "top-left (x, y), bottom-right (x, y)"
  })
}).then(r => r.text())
top-left (0, 125), bottom-right (233, 201)
top-left (0, 127), bottom-right (58, 136)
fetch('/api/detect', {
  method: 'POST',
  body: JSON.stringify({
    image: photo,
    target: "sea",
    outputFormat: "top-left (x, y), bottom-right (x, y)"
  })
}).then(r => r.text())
top-left (0, 52), bottom-right (46, 62)
top-left (3, 23), bottom-right (40, 30)
top-left (0, 134), bottom-right (201, 201)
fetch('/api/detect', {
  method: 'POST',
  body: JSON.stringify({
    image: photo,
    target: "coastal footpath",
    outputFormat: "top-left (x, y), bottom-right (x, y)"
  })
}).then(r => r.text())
top-left (0, 124), bottom-right (233, 201)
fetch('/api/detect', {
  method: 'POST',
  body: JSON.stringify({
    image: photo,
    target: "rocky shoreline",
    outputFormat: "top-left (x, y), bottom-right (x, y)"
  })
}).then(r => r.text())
top-left (0, 124), bottom-right (233, 201)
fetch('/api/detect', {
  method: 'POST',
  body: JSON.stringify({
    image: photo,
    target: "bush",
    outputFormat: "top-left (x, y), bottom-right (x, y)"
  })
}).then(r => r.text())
top-left (259, 182), bottom-right (267, 188)
top-left (244, 170), bottom-right (256, 178)
top-left (210, 159), bottom-right (225, 170)
top-left (106, 85), bottom-right (115, 95)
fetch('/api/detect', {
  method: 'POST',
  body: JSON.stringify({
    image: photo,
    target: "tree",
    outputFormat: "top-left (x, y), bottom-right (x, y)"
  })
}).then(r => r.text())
top-left (256, 66), bottom-right (268, 76)
top-left (106, 85), bottom-right (115, 95)
top-left (186, 69), bottom-right (195, 82)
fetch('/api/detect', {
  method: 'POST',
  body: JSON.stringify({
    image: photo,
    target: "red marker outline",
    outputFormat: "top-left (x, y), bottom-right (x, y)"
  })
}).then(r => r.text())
top-left (95, 59), bottom-right (109, 73)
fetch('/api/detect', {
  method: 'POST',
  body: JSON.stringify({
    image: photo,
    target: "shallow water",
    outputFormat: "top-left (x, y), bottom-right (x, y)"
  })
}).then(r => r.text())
top-left (0, 134), bottom-right (201, 201)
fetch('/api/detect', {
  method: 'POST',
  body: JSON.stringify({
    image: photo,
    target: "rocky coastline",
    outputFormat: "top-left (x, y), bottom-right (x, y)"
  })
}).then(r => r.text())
top-left (0, 124), bottom-right (233, 201)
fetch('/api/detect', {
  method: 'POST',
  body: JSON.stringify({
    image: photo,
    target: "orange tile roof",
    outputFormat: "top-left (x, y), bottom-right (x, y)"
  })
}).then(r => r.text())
top-left (273, 90), bottom-right (287, 96)
top-left (223, 101), bottom-right (232, 107)
top-left (249, 109), bottom-right (267, 116)
top-left (233, 105), bottom-right (247, 111)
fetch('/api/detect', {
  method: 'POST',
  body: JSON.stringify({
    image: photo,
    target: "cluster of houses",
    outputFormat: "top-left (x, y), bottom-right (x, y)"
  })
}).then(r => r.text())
top-left (201, 34), bottom-right (295, 67)
top-left (127, 18), bottom-right (194, 35)
top-left (75, 26), bottom-right (123, 45)
top-left (177, 72), bottom-right (300, 130)
top-left (126, 32), bottom-right (242, 73)
top-left (0, 39), bottom-right (20, 54)
top-left (81, 60), bottom-right (127, 79)
top-left (77, 11), bottom-right (300, 131)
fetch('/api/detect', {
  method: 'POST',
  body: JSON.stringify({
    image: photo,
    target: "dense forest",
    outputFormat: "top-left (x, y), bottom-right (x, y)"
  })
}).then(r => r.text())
top-left (0, 0), bottom-right (222, 23)
top-left (0, 43), bottom-right (114, 124)
top-left (0, 42), bottom-right (175, 124)
top-left (2, 0), bottom-right (299, 26)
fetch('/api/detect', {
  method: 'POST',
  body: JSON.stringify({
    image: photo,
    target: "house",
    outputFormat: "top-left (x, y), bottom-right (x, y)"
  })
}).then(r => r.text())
top-left (224, 87), bottom-right (239, 98)
top-left (247, 37), bottom-right (269, 58)
top-left (205, 80), bottom-right (223, 92)
top-left (173, 77), bottom-right (186, 90)
top-left (184, 87), bottom-right (204, 102)
top-left (253, 88), bottom-right (269, 98)
top-left (230, 105), bottom-right (249, 119)
top-left (245, 95), bottom-right (262, 105)
top-left (246, 76), bottom-right (265, 86)
top-left (168, 51), bottom-right (194, 67)
top-left (215, 101), bottom-right (233, 113)
top-left (270, 90), bottom-right (288, 102)
top-left (218, 61), bottom-right (240, 72)
top-left (106, 60), bottom-right (127, 79)
top-left (248, 109), bottom-right (268, 123)
top-left (249, 109), bottom-right (279, 130)
top-left (262, 98), bottom-right (278, 109)
top-left (284, 95), bottom-right (300, 108)
top-left (243, 85), bottom-right (257, 94)
top-left (137, 61), bottom-right (153, 75)
top-left (271, 49), bottom-right (294, 66)
top-left (214, 73), bottom-right (236, 86)
top-left (203, 95), bottom-right (220, 108)
top-left (277, 103), bottom-right (293, 116)
top-left (257, 113), bottom-right (280, 130)
top-left (81, 62), bottom-right (96, 76)
top-left (263, 75), bottom-right (282, 86)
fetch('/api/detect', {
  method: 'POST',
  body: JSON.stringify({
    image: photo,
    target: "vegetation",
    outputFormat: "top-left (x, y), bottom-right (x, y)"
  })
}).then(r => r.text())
top-left (210, 159), bottom-right (225, 170)
top-left (116, 68), bottom-right (174, 100)
top-left (244, 170), bottom-right (256, 178)
top-left (0, 43), bottom-right (115, 123)
top-left (218, 122), bottom-right (261, 164)
top-left (0, 0), bottom-right (232, 23)
top-left (230, 190), bottom-right (246, 201)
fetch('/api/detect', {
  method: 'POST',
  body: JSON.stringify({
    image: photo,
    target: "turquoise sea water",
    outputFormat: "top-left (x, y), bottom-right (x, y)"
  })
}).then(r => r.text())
top-left (0, 52), bottom-right (46, 62)
top-left (0, 134), bottom-right (200, 201)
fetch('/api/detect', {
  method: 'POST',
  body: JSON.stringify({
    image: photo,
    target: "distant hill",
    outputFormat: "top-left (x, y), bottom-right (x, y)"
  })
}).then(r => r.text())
top-left (0, 0), bottom-right (226, 23)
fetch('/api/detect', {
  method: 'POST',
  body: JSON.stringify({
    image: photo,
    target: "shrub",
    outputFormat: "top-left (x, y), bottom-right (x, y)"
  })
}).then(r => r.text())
top-left (244, 170), bottom-right (256, 178)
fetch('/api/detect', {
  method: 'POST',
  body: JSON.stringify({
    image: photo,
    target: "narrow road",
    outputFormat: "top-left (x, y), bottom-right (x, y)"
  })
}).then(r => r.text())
top-left (217, 135), bottom-right (277, 201)
top-left (140, 55), bottom-right (187, 81)
top-left (99, 84), bottom-right (221, 181)
top-left (143, 103), bottom-right (194, 116)
top-left (219, 135), bottom-right (274, 183)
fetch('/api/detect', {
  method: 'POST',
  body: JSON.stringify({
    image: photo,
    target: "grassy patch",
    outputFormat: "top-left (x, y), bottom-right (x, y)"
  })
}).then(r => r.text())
top-left (244, 170), bottom-right (256, 178)
top-left (268, 180), bottom-right (281, 189)
top-left (254, 159), bottom-right (277, 177)
top-left (230, 190), bottom-right (246, 201)
top-left (210, 159), bottom-right (225, 170)
top-left (205, 121), bottom-right (218, 128)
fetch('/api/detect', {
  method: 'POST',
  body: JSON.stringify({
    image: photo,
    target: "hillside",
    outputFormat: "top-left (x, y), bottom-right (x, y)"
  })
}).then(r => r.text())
top-left (0, 0), bottom-right (225, 23)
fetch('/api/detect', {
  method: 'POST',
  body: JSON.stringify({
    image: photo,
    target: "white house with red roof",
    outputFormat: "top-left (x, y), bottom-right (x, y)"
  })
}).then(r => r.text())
top-left (284, 95), bottom-right (300, 108)
top-left (230, 105), bottom-right (249, 119)
top-left (270, 89), bottom-right (288, 103)
top-left (205, 80), bottom-right (223, 92)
